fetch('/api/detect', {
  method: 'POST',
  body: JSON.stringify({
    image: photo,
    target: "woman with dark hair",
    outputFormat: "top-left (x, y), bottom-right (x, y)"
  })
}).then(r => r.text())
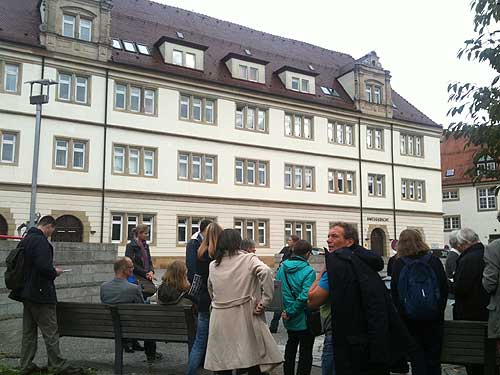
top-left (187, 222), bottom-right (223, 375)
top-left (204, 229), bottom-right (282, 374)
top-left (390, 229), bottom-right (448, 375)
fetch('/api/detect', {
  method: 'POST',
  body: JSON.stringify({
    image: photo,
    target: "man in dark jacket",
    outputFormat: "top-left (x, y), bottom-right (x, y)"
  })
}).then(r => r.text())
top-left (324, 222), bottom-right (414, 375)
top-left (453, 228), bottom-right (490, 375)
top-left (17, 216), bottom-right (80, 375)
top-left (185, 219), bottom-right (212, 283)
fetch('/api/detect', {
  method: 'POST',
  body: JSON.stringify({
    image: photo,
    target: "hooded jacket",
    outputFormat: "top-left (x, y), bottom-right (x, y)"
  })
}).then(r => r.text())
top-left (326, 245), bottom-right (414, 375)
top-left (157, 283), bottom-right (193, 306)
top-left (276, 255), bottom-right (316, 331)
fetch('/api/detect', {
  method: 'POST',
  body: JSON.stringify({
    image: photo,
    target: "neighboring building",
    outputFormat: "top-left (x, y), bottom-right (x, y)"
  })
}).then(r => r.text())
top-left (442, 136), bottom-right (500, 245)
top-left (0, 0), bottom-right (443, 264)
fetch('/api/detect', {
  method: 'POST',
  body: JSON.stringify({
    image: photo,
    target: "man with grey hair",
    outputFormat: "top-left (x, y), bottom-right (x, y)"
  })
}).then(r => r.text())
top-left (453, 228), bottom-right (489, 375)
top-left (240, 239), bottom-right (257, 254)
top-left (445, 230), bottom-right (461, 280)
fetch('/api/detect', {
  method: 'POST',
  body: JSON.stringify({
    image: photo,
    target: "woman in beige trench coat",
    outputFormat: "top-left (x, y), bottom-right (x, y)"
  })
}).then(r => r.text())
top-left (204, 229), bottom-right (283, 374)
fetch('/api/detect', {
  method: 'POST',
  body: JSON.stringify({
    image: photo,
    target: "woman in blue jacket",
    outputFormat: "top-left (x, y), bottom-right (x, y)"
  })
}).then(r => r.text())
top-left (276, 240), bottom-right (316, 375)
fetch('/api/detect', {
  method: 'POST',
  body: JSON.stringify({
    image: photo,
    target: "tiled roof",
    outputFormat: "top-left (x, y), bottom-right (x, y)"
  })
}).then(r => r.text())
top-left (441, 136), bottom-right (484, 186)
top-left (0, 0), bottom-right (439, 128)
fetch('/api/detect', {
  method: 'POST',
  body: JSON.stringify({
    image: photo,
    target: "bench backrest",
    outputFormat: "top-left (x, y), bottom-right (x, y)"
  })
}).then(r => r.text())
top-left (441, 320), bottom-right (493, 365)
top-left (115, 303), bottom-right (195, 343)
top-left (57, 302), bottom-right (115, 339)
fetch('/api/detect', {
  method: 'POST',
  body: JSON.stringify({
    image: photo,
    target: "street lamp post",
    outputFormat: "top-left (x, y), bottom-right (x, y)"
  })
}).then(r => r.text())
top-left (26, 79), bottom-right (57, 229)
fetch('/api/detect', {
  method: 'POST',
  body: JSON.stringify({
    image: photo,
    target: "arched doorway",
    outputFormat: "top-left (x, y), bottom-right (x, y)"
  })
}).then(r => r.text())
top-left (52, 215), bottom-right (83, 242)
top-left (370, 228), bottom-right (386, 257)
top-left (0, 215), bottom-right (8, 237)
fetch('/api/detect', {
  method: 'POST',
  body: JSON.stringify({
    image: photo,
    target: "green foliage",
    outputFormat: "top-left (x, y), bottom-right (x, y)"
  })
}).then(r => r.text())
top-left (446, 0), bottom-right (500, 182)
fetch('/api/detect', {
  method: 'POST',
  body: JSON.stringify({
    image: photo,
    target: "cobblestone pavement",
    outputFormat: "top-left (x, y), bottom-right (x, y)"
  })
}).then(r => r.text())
top-left (0, 313), bottom-right (466, 374)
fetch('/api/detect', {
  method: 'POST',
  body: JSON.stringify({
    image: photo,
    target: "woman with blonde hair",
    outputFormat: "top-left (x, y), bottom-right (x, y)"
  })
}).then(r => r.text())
top-left (187, 222), bottom-right (223, 375)
top-left (390, 229), bottom-right (448, 375)
top-left (204, 229), bottom-right (282, 374)
top-left (157, 261), bottom-right (192, 305)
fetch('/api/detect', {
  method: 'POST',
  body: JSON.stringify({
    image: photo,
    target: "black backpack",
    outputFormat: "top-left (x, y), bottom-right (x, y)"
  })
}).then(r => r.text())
top-left (4, 243), bottom-right (25, 290)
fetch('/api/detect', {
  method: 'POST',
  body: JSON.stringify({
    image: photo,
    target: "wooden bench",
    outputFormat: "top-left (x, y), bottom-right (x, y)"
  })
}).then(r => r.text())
top-left (56, 302), bottom-right (196, 374)
top-left (441, 320), bottom-right (499, 375)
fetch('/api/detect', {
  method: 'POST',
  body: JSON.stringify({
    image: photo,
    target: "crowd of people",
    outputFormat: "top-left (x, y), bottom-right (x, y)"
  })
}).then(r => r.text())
top-left (8, 215), bottom-right (500, 375)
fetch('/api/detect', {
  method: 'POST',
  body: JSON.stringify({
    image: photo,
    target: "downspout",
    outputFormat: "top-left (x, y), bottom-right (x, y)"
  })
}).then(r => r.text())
top-left (358, 117), bottom-right (364, 240)
top-left (390, 124), bottom-right (397, 240)
top-left (100, 69), bottom-right (109, 243)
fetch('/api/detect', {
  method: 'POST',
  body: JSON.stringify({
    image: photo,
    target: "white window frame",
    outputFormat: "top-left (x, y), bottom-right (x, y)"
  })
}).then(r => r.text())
top-left (75, 76), bottom-right (88, 104)
top-left (0, 132), bottom-right (17, 164)
top-left (62, 14), bottom-right (76, 38)
top-left (111, 215), bottom-right (123, 243)
top-left (285, 113), bottom-right (313, 140)
top-left (72, 141), bottom-right (85, 170)
top-left (79, 18), bottom-right (92, 42)
top-left (478, 187), bottom-right (497, 210)
top-left (143, 150), bottom-right (155, 177)
top-left (444, 216), bottom-right (461, 232)
top-left (4, 64), bottom-right (19, 93)
top-left (442, 190), bottom-right (459, 201)
top-left (113, 146), bottom-right (125, 174)
top-left (55, 140), bottom-right (69, 168)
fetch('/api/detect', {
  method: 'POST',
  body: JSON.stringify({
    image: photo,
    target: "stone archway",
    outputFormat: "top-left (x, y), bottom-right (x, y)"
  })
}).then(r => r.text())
top-left (52, 215), bottom-right (84, 242)
top-left (51, 210), bottom-right (91, 242)
top-left (370, 228), bottom-right (386, 257)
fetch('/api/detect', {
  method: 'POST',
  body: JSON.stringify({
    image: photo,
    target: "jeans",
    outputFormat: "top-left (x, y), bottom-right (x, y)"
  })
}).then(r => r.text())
top-left (187, 311), bottom-right (210, 375)
top-left (321, 334), bottom-right (335, 375)
top-left (284, 329), bottom-right (315, 375)
top-left (20, 301), bottom-right (67, 374)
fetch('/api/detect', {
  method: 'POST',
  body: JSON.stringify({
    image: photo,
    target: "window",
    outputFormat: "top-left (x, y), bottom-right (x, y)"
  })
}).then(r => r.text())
top-left (57, 72), bottom-right (90, 105)
top-left (112, 39), bottom-right (122, 49)
top-left (79, 18), bottom-right (92, 42)
top-left (111, 213), bottom-right (156, 244)
top-left (235, 159), bottom-right (268, 186)
top-left (285, 113), bottom-right (313, 140)
top-left (178, 152), bottom-right (217, 183)
top-left (235, 105), bottom-right (267, 132)
top-left (4, 64), bottom-right (19, 93)
top-left (53, 138), bottom-right (88, 171)
top-left (290, 77), bottom-right (310, 93)
top-left (285, 164), bottom-right (314, 191)
top-left (400, 134), bottom-right (423, 157)
top-left (112, 144), bottom-right (157, 177)
top-left (185, 53), bottom-right (196, 69)
top-left (328, 169), bottom-right (355, 194)
top-left (62, 14), bottom-right (93, 41)
top-left (401, 179), bottom-right (426, 201)
top-left (444, 216), bottom-right (461, 231)
top-left (62, 14), bottom-right (76, 38)
top-left (365, 85), bottom-right (372, 102)
top-left (234, 219), bottom-right (269, 247)
top-left (136, 44), bottom-right (150, 55)
top-left (301, 79), bottom-right (310, 93)
top-left (0, 131), bottom-right (18, 164)
top-left (327, 121), bottom-right (354, 146)
top-left (177, 216), bottom-right (216, 244)
top-left (366, 127), bottom-right (383, 150)
top-left (239, 65), bottom-right (248, 80)
top-left (123, 41), bottom-right (136, 53)
top-left (442, 190), bottom-right (459, 201)
top-left (173, 50), bottom-right (183, 66)
top-left (284, 221), bottom-right (315, 245)
top-left (114, 83), bottom-right (156, 115)
top-left (291, 77), bottom-right (300, 91)
top-left (249, 67), bottom-right (259, 82)
top-left (179, 94), bottom-right (217, 124)
top-left (476, 156), bottom-right (498, 175)
top-left (368, 174), bottom-right (385, 197)
top-left (478, 187), bottom-right (497, 210)
top-left (374, 87), bottom-right (382, 104)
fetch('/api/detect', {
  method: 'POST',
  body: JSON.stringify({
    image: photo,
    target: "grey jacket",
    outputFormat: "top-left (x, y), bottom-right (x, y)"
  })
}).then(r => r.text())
top-left (483, 239), bottom-right (500, 338)
top-left (100, 278), bottom-right (144, 305)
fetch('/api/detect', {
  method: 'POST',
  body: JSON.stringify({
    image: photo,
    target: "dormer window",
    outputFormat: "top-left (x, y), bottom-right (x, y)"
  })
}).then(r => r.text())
top-left (374, 87), bottom-right (382, 104)
top-left (365, 86), bottom-right (372, 102)
top-left (223, 53), bottom-right (268, 84)
top-left (365, 83), bottom-right (383, 104)
top-left (62, 13), bottom-right (92, 42)
top-left (156, 36), bottom-right (207, 71)
top-left (276, 66), bottom-right (318, 95)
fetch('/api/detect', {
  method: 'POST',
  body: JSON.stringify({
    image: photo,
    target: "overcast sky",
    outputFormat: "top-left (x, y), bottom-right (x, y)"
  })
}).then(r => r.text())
top-left (155, 0), bottom-right (495, 127)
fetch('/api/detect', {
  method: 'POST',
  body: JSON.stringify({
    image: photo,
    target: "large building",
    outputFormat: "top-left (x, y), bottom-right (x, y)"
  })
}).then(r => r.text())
top-left (0, 0), bottom-right (443, 264)
top-left (441, 136), bottom-right (499, 245)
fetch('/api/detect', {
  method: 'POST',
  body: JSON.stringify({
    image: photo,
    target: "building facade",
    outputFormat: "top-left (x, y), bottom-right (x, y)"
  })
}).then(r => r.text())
top-left (441, 136), bottom-right (499, 245)
top-left (0, 0), bottom-right (443, 264)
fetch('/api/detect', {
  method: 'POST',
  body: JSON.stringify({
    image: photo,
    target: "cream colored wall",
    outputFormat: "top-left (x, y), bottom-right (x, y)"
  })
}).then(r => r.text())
top-left (361, 161), bottom-right (393, 210)
top-left (359, 121), bottom-right (392, 163)
top-left (393, 128), bottom-right (441, 169)
top-left (160, 42), bottom-right (204, 71)
top-left (278, 71), bottom-right (316, 95)
top-left (397, 214), bottom-right (443, 248)
top-left (394, 166), bottom-right (442, 213)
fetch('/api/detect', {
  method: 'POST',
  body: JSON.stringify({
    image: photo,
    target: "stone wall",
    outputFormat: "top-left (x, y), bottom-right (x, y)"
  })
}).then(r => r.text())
top-left (0, 241), bottom-right (117, 351)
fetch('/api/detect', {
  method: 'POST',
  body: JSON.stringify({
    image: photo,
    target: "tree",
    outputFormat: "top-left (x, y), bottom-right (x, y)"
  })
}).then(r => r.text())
top-left (446, 0), bottom-right (500, 182)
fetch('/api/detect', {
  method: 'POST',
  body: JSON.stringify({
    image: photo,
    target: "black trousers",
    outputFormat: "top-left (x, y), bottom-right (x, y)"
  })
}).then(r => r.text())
top-left (284, 329), bottom-right (315, 375)
top-left (407, 322), bottom-right (443, 375)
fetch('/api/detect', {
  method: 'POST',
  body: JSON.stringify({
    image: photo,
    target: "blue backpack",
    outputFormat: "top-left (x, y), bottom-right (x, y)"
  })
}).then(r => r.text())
top-left (397, 252), bottom-right (441, 320)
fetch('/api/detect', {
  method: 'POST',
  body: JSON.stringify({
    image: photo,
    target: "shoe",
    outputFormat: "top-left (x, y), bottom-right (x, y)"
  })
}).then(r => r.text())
top-left (132, 341), bottom-right (145, 351)
top-left (146, 352), bottom-right (164, 363)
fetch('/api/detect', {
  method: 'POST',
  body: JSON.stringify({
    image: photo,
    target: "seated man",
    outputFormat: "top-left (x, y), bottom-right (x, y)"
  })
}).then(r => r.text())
top-left (100, 257), bottom-right (162, 363)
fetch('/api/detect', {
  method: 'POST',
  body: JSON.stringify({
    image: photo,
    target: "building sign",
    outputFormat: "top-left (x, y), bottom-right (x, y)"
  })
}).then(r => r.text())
top-left (367, 217), bottom-right (389, 222)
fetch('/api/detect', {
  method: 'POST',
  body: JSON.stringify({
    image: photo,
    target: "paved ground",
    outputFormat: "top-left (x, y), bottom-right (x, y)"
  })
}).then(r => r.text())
top-left (0, 312), bottom-right (466, 375)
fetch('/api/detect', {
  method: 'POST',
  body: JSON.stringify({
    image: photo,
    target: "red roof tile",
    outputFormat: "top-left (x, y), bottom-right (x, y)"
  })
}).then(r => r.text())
top-left (441, 136), bottom-right (485, 186)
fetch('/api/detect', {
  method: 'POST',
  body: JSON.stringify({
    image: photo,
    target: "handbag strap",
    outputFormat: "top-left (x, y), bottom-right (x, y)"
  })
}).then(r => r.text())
top-left (283, 271), bottom-right (297, 299)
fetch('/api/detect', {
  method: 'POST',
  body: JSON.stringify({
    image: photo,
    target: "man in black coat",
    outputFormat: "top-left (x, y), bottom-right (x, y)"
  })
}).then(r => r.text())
top-left (453, 228), bottom-right (490, 375)
top-left (16, 216), bottom-right (80, 375)
top-left (325, 222), bottom-right (414, 375)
